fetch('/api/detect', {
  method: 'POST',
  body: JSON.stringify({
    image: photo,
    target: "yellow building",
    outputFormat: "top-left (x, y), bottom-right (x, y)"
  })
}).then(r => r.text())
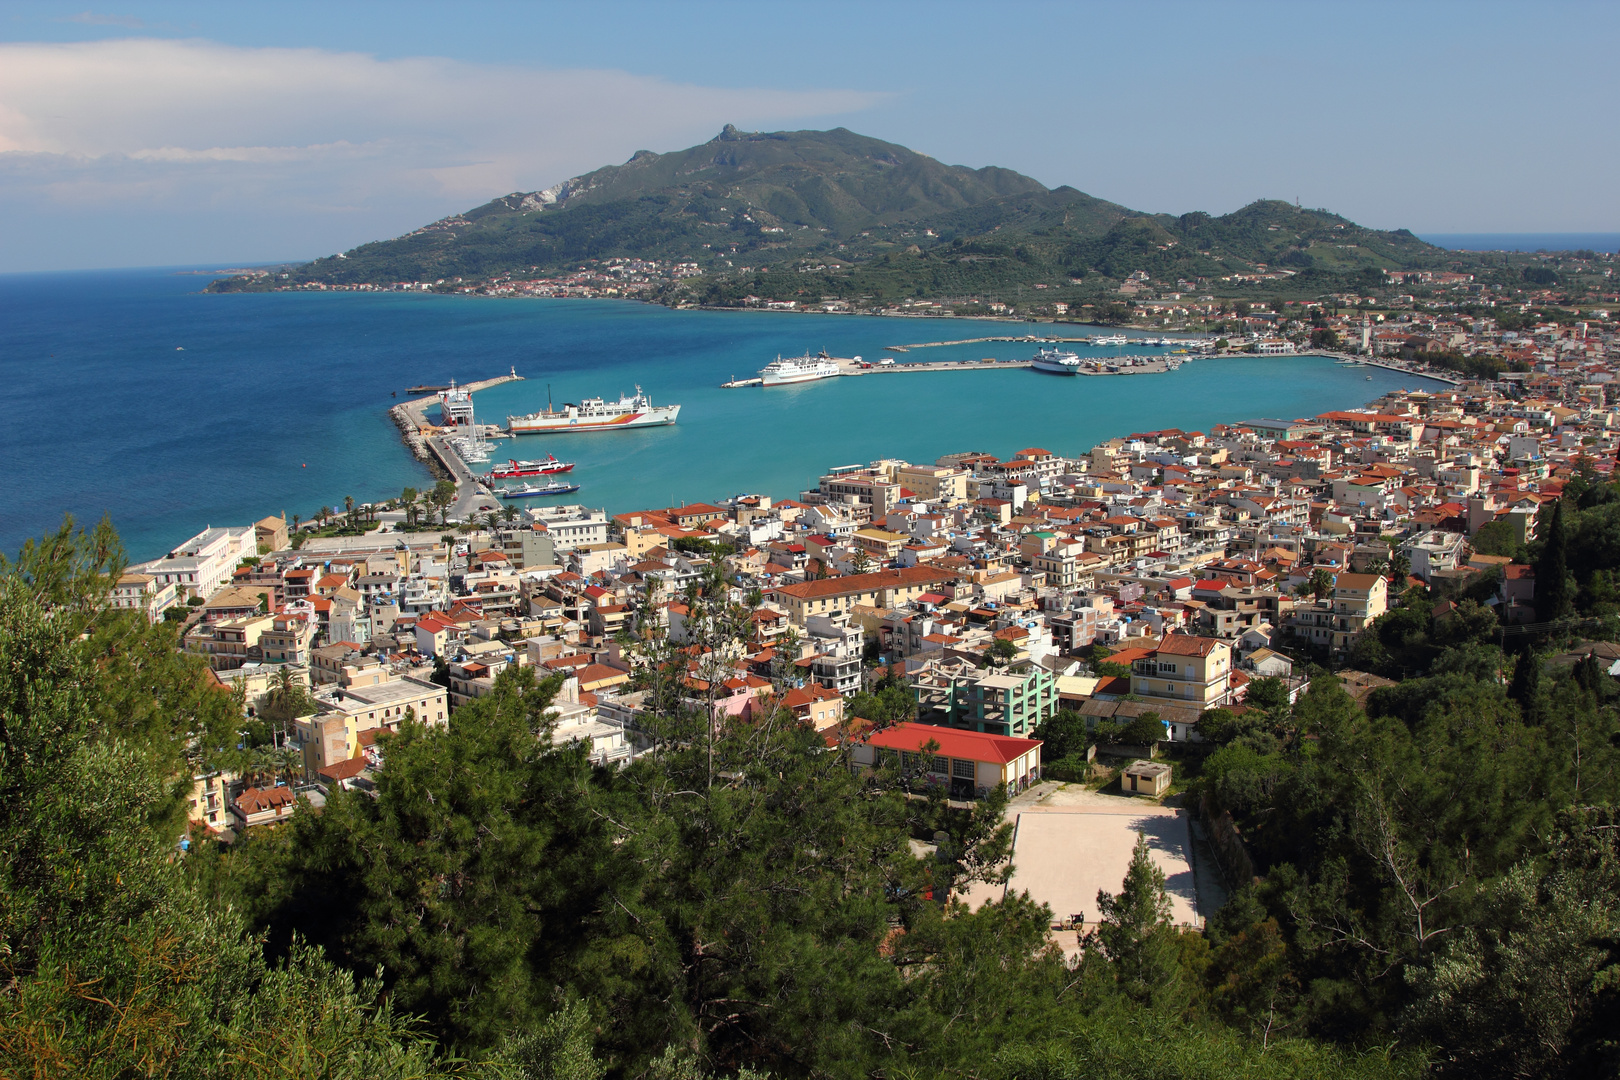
top-left (896, 464), bottom-right (969, 507)
top-left (1129, 635), bottom-right (1235, 708)
top-left (1331, 572), bottom-right (1388, 653)
top-left (297, 675), bottom-right (449, 778)
top-left (771, 566), bottom-right (957, 627)
top-left (852, 527), bottom-right (909, 561)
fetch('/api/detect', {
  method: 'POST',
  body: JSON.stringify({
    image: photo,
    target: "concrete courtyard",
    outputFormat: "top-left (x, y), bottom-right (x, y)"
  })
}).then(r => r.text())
top-left (958, 781), bottom-right (1223, 957)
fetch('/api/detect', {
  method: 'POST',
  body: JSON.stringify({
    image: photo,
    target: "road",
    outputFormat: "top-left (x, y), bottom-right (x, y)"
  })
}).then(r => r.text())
top-left (426, 435), bottom-right (503, 523)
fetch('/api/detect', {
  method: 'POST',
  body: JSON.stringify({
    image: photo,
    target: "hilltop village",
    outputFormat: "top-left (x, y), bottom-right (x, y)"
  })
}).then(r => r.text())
top-left (102, 324), bottom-right (1616, 922)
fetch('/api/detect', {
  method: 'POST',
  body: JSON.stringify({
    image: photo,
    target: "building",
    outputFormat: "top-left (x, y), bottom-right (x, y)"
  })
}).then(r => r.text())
top-left (185, 613), bottom-right (276, 671)
top-left (1331, 573), bottom-right (1388, 654)
top-left (920, 663), bottom-right (1058, 738)
top-left (254, 515), bottom-right (289, 553)
top-left (1128, 635), bottom-right (1236, 708)
top-left (297, 675), bottom-right (449, 777)
top-left (109, 571), bottom-right (178, 621)
top-left (849, 721), bottom-right (1042, 799)
top-left (260, 608), bottom-right (318, 666)
top-left (230, 784), bottom-right (298, 829)
top-left (129, 525), bottom-right (254, 599)
top-left (895, 464), bottom-right (969, 507)
top-left (771, 566), bottom-right (957, 626)
top-left (852, 527), bottom-right (909, 562)
top-left (532, 505), bottom-right (610, 551)
top-left (1122, 760), bottom-right (1172, 798)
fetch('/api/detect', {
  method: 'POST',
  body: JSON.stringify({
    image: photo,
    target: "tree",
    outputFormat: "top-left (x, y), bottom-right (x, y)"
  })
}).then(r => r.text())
top-left (0, 519), bottom-right (463, 1078)
top-left (986, 637), bottom-right (1019, 666)
top-left (1091, 832), bottom-right (1182, 1004)
top-left (1296, 567), bottom-right (1335, 601)
top-left (1245, 676), bottom-right (1291, 713)
top-left (1472, 519), bottom-right (1527, 561)
top-left (1119, 711), bottom-right (1166, 746)
top-left (849, 546), bottom-right (872, 573)
top-left (1536, 498), bottom-right (1572, 620)
top-left (344, 495), bottom-right (356, 531)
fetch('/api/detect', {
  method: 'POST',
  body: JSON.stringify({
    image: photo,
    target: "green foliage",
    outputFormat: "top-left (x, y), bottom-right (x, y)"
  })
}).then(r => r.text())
top-left (1471, 519), bottom-right (1527, 561)
top-left (847, 674), bottom-right (917, 726)
top-left (1091, 833), bottom-right (1183, 1005)
top-left (213, 128), bottom-right (1459, 314)
top-left (0, 519), bottom-right (474, 1079)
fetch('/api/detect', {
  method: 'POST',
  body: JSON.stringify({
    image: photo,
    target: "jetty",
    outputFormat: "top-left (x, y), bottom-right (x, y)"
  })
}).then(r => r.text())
top-left (388, 369), bottom-right (525, 519)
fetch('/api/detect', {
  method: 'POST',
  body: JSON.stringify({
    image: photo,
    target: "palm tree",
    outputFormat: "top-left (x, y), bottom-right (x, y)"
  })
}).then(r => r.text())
top-left (318, 506), bottom-right (334, 529)
top-left (501, 504), bottom-right (518, 526)
top-left (484, 510), bottom-right (499, 534)
top-left (344, 495), bottom-right (356, 531)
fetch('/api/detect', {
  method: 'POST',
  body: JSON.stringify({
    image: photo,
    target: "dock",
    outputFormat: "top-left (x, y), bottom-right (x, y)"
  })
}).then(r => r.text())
top-left (388, 370), bottom-right (526, 519)
top-left (719, 353), bottom-right (1202, 387)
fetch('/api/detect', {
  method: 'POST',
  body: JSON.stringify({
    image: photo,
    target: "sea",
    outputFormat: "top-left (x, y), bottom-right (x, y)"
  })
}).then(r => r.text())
top-left (1420, 232), bottom-right (1620, 254)
top-left (0, 267), bottom-right (1429, 562)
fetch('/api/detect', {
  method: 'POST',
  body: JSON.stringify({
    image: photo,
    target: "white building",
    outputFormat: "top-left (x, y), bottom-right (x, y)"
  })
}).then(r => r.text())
top-left (130, 525), bottom-right (254, 599)
top-left (532, 505), bottom-right (610, 551)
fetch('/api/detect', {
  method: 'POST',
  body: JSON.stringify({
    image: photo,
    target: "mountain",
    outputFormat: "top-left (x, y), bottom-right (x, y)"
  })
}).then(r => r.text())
top-left (210, 125), bottom-right (1460, 308)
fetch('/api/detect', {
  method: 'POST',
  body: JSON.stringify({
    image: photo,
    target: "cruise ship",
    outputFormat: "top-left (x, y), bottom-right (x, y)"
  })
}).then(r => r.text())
top-left (506, 386), bottom-right (680, 434)
top-left (1030, 347), bottom-right (1082, 375)
top-left (759, 352), bottom-right (842, 387)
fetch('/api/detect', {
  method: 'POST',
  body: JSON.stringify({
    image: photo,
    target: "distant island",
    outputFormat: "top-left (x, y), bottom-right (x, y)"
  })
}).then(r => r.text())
top-left (209, 125), bottom-right (1618, 335)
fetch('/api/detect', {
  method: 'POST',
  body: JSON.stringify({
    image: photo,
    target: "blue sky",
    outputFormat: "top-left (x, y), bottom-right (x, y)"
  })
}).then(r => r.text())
top-left (2, 0), bottom-right (1616, 271)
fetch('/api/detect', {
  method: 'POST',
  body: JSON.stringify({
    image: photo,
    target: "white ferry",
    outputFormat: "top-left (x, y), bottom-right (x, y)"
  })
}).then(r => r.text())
top-left (759, 352), bottom-right (841, 387)
top-left (1092, 334), bottom-right (1128, 347)
top-left (506, 386), bottom-right (679, 434)
top-left (1030, 347), bottom-right (1082, 375)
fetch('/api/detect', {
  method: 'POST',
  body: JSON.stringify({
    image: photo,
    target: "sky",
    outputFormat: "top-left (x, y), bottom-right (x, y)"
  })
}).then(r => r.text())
top-left (2, 0), bottom-right (1616, 272)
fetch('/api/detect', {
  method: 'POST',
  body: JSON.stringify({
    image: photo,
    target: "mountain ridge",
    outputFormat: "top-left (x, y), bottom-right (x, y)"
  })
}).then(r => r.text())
top-left (209, 125), bottom-right (1466, 310)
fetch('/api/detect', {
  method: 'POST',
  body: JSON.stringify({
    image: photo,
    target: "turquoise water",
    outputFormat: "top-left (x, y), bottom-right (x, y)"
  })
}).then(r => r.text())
top-left (0, 268), bottom-right (1423, 561)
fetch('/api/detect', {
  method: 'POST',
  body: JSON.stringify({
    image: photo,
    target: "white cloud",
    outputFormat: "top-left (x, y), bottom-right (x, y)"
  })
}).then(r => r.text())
top-left (0, 37), bottom-right (884, 269)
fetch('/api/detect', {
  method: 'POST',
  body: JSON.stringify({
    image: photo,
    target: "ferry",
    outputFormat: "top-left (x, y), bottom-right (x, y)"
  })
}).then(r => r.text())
top-left (507, 385), bottom-right (679, 434)
top-left (759, 351), bottom-right (842, 386)
top-left (1030, 347), bottom-right (1082, 375)
top-left (482, 455), bottom-right (575, 481)
top-left (1092, 334), bottom-right (1128, 347)
top-left (495, 479), bottom-right (580, 498)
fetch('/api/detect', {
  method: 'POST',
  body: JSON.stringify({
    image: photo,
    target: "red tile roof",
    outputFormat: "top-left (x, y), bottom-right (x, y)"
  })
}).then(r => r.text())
top-left (863, 721), bottom-right (1040, 765)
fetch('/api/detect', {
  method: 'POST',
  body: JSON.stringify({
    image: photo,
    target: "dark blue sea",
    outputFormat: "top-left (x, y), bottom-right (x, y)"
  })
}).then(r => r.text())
top-left (0, 267), bottom-right (1426, 561)
top-left (1421, 233), bottom-right (1620, 253)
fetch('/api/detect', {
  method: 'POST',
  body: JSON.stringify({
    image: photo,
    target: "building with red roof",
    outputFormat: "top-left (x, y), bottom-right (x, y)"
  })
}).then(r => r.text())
top-left (848, 721), bottom-right (1042, 799)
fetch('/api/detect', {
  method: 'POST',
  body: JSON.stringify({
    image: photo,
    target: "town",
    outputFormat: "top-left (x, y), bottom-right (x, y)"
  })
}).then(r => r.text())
top-left (105, 316), bottom-right (1619, 935)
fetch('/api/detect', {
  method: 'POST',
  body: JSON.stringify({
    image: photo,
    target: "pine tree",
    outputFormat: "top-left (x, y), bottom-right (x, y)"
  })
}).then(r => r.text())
top-left (1536, 498), bottom-right (1572, 620)
top-left (1092, 832), bottom-right (1183, 1003)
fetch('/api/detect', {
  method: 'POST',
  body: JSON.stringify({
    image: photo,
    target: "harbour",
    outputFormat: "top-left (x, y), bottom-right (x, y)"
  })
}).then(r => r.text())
top-left (0, 271), bottom-right (1431, 561)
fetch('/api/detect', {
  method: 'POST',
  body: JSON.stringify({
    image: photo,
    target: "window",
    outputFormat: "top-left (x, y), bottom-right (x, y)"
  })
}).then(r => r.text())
top-left (952, 758), bottom-right (976, 779)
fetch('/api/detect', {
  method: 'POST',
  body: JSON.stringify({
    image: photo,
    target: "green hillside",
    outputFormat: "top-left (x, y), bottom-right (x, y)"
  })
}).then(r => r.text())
top-left (208, 125), bottom-right (1471, 311)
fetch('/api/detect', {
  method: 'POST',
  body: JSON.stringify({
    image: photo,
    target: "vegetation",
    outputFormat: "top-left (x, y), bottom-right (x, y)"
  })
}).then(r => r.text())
top-left (208, 126), bottom-right (1479, 319)
top-left (8, 516), bottom-right (1620, 1077)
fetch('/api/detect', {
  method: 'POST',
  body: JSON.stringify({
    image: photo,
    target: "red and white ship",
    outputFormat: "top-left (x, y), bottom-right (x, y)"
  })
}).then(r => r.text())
top-left (482, 455), bottom-right (575, 481)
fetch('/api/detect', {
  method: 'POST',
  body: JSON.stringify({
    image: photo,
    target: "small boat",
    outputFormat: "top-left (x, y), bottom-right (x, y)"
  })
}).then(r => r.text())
top-left (496, 480), bottom-right (580, 498)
